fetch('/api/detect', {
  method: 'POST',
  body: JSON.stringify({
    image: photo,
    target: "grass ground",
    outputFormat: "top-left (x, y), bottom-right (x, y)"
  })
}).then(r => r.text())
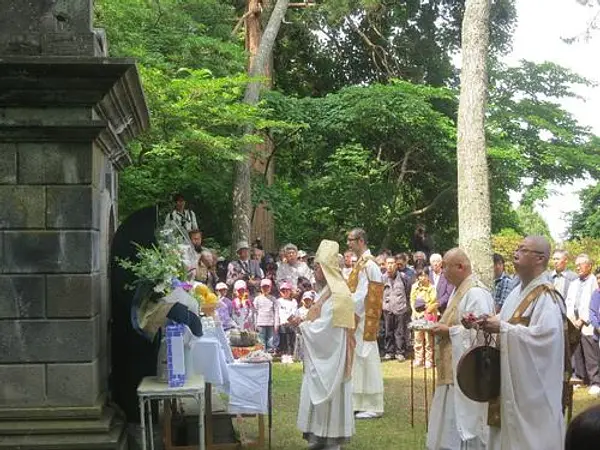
top-left (245, 360), bottom-right (600, 450)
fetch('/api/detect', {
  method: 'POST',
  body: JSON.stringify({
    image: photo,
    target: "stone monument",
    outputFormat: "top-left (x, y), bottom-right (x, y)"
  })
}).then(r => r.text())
top-left (0, 1), bottom-right (149, 448)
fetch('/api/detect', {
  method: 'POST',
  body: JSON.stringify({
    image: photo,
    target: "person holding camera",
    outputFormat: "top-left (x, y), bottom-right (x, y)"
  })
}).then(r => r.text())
top-left (165, 193), bottom-right (198, 231)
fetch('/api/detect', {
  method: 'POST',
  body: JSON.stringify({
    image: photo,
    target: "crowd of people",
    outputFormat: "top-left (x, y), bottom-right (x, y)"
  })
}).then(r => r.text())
top-left (166, 193), bottom-right (600, 450)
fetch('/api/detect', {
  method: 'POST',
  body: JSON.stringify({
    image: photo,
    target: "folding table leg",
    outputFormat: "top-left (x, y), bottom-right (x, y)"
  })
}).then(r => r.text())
top-left (139, 397), bottom-right (147, 450)
top-left (197, 393), bottom-right (206, 450)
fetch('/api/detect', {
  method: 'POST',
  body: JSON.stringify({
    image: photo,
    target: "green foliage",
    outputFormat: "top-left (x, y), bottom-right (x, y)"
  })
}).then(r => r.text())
top-left (264, 60), bottom-right (600, 252)
top-left (492, 229), bottom-right (600, 274)
top-left (96, 0), bottom-right (295, 245)
top-left (97, 0), bottom-right (598, 257)
top-left (570, 182), bottom-right (600, 239)
top-left (564, 238), bottom-right (600, 268)
top-left (116, 228), bottom-right (190, 292)
top-left (274, 0), bottom-right (516, 96)
top-left (491, 229), bottom-right (523, 274)
top-left (263, 81), bottom-right (458, 250)
top-left (515, 205), bottom-right (554, 243)
top-left (96, 0), bottom-right (244, 75)
top-left (488, 61), bottom-right (600, 201)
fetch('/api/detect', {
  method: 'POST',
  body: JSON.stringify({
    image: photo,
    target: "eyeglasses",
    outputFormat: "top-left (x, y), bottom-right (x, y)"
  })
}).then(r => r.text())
top-left (515, 247), bottom-right (545, 255)
top-left (347, 237), bottom-right (359, 242)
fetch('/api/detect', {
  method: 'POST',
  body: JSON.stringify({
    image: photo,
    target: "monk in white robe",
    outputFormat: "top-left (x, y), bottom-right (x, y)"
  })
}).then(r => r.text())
top-left (346, 228), bottom-right (384, 419)
top-left (428, 249), bottom-right (495, 450)
top-left (481, 236), bottom-right (566, 450)
top-left (295, 239), bottom-right (356, 449)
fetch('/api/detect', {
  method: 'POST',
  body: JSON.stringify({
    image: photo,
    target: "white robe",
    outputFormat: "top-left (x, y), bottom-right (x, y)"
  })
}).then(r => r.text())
top-left (427, 286), bottom-right (495, 450)
top-left (297, 291), bottom-right (354, 441)
top-left (351, 250), bottom-right (384, 413)
top-left (488, 273), bottom-right (565, 450)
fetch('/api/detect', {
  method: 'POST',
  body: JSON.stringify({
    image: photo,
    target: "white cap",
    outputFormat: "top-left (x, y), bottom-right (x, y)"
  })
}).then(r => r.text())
top-left (301, 290), bottom-right (315, 301)
top-left (216, 282), bottom-right (228, 291)
top-left (233, 280), bottom-right (247, 291)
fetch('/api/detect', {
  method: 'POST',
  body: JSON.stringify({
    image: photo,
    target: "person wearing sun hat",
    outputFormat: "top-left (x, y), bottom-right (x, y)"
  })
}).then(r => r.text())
top-left (293, 239), bottom-right (356, 450)
top-left (227, 240), bottom-right (264, 295)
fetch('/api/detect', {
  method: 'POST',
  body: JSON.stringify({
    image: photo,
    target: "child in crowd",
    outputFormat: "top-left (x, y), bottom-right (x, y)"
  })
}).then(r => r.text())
top-left (253, 279), bottom-right (279, 353)
top-left (293, 290), bottom-right (316, 362)
top-left (410, 267), bottom-right (438, 369)
top-left (231, 280), bottom-right (255, 330)
top-left (215, 282), bottom-right (234, 331)
top-left (277, 281), bottom-right (298, 363)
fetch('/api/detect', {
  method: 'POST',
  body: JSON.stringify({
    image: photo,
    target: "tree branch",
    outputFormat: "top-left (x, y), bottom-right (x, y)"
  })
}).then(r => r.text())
top-left (232, 9), bottom-right (258, 36)
top-left (405, 187), bottom-right (453, 217)
top-left (397, 150), bottom-right (413, 185)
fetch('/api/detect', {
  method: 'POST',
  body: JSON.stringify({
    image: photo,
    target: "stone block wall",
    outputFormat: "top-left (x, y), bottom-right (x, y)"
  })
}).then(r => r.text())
top-left (0, 9), bottom-right (148, 449)
top-left (0, 140), bottom-right (108, 410)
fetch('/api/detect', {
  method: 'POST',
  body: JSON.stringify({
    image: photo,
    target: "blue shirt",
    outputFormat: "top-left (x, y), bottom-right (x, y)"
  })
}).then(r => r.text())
top-left (494, 272), bottom-right (513, 310)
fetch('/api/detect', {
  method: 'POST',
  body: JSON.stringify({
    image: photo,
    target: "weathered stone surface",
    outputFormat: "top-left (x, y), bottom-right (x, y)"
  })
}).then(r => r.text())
top-left (0, 107), bottom-right (93, 125)
top-left (2, 231), bottom-right (99, 273)
top-left (0, 400), bottom-right (104, 420)
top-left (42, 32), bottom-right (96, 56)
top-left (0, 0), bottom-right (92, 35)
top-left (0, 408), bottom-right (114, 434)
top-left (46, 274), bottom-right (99, 318)
top-left (0, 186), bottom-right (45, 229)
top-left (0, 422), bottom-right (126, 450)
top-left (46, 186), bottom-right (94, 229)
top-left (47, 360), bottom-right (99, 407)
top-left (0, 275), bottom-right (45, 318)
top-left (0, 144), bottom-right (17, 184)
top-left (17, 143), bottom-right (92, 184)
top-left (0, 317), bottom-right (99, 363)
top-left (0, 365), bottom-right (45, 407)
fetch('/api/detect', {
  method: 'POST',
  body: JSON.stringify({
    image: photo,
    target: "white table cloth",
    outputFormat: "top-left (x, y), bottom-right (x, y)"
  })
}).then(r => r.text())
top-left (227, 362), bottom-right (270, 415)
top-left (186, 336), bottom-right (229, 386)
top-left (185, 326), bottom-right (270, 415)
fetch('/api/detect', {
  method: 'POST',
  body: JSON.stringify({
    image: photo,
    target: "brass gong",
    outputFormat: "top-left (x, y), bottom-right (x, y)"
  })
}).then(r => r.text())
top-left (456, 344), bottom-right (501, 402)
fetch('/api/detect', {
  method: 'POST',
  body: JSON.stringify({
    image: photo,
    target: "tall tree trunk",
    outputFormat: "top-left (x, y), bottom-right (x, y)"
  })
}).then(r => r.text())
top-left (457, 0), bottom-right (493, 286)
top-left (248, 0), bottom-right (277, 254)
top-left (232, 0), bottom-right (289, 249)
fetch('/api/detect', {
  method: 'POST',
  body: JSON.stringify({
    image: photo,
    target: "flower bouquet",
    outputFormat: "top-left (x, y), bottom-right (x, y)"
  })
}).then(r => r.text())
top-left (192, 283), bottom-right (219, 317)
top-left (117, 225), bottom-right (197, 339)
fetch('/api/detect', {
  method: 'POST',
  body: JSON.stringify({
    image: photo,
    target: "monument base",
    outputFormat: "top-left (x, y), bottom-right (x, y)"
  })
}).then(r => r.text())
top-left (0, 406), bottom-right (126, 450)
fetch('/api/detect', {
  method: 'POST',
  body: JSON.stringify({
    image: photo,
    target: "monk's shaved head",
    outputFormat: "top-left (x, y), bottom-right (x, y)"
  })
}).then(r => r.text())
top-left (443, 247), bottom-right (472, 286)
top-left (444, 248), bottom-right (472, 270)
top-left (514, 235), bottom-right (551, 285)
top-left (524, 236), bottom-right (551, 266)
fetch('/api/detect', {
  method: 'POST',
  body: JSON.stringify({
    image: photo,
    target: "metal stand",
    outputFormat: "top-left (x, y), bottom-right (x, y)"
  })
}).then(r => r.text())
top-left (409, 328), bottom-right (437, 430)
top-left (268, 361), bottom-right (273, 450)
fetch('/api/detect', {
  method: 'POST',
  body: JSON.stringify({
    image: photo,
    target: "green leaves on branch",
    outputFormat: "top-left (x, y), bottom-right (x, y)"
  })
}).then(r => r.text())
top-left (570, 182), bottom-right (600, 239)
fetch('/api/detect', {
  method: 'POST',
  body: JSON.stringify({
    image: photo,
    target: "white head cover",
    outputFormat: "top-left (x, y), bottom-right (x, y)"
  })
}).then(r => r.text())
top-left (314, 239), bottom-right (355, 329)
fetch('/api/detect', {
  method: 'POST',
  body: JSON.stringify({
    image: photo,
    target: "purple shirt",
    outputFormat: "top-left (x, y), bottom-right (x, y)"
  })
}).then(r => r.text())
top-left (216, 297), bottom-right (234, 330)
top-left (590, 289), bottom-right (600, 341)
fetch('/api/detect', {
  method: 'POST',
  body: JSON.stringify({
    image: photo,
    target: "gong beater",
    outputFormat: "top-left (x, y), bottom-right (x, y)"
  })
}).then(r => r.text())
top-left (456, 330), bottom-right (500, 402)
